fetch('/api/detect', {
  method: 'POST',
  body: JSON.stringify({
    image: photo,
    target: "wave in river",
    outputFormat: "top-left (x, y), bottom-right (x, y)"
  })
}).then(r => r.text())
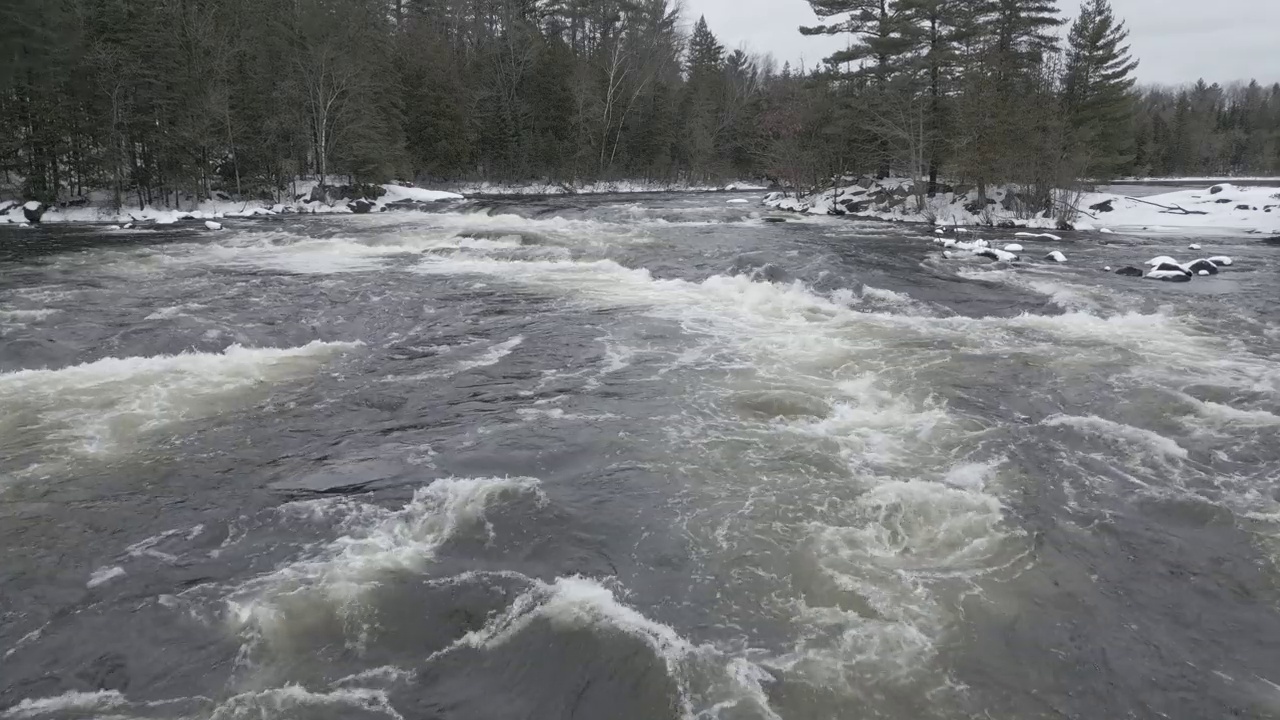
top-left (0, 341), bottom-right (360, 468)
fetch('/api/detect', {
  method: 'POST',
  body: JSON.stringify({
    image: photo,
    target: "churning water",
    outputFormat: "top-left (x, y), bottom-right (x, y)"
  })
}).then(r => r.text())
top-left (2, 194), bottom-right (1279, 719)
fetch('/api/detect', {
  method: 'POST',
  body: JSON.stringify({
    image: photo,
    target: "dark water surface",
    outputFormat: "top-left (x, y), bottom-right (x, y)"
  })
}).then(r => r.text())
top-left (2, 194), bottom-right (1279, 719)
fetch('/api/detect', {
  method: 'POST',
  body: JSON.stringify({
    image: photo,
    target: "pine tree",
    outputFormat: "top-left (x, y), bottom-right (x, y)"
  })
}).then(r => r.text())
top-left (1062, 0), bottom-right (1138, 179)
top-left (683, 16), bottom-right (725, 179)
top-left (800, 0), bottom-right (913, 85)
top-left (898, 0), bottom-right (973, 191)
top-left (985, 0), bottom-right (1063, 79)
top-left (687, 16), bottom-right (724, 78)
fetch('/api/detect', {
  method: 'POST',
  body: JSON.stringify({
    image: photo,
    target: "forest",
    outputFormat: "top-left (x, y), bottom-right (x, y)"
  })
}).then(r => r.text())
top-left (1, 0), bottom-right (1278, 209)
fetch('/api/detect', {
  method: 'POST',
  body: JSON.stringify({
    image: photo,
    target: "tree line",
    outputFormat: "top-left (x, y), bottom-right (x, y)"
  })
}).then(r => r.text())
top-left (0, 0), bottom-right (1277, 210)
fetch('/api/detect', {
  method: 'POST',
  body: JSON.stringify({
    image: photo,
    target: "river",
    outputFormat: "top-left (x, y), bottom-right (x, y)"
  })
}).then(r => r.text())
top-left (2, 193), bottom-right (1279, 719)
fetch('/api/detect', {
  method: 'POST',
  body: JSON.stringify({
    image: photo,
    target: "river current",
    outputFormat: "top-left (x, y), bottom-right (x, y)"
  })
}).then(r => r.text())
top-left (2, 193), bottom-right (1279, 719)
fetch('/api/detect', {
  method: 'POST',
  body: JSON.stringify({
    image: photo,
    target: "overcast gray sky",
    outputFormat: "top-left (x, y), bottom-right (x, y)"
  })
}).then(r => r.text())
top-left (685, 0), bottom-right (1280, 86)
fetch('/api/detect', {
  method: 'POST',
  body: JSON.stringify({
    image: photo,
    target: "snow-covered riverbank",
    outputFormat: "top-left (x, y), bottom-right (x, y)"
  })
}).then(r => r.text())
top-left (437, 179), bottom-right (767, 196)
top-left (0, 183), bottom-right (465, 226)
top-left (764, 178), bottom-right (1280, 235)
top-left (0, 179), bottom-right (772, 226)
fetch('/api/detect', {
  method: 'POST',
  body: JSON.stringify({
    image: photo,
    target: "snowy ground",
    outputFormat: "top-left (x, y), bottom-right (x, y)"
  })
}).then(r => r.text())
top-left (437, 179), bottom-right (767, 196)
top-left (764, 179), bottom-right (1280, 235)
top-left (0, 183), bottom-right (464, 226)
top-left (0, 179), bottom-right (771, 226)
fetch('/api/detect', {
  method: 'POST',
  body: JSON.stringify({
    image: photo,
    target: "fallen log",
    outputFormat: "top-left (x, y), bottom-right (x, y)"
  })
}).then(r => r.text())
top-left (1124, 196), bottom-right (1209, 215)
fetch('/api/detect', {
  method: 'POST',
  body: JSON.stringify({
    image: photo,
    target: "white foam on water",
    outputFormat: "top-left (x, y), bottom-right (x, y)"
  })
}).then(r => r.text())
top-left (956, 266), bottom-right (1104, 312)
top-left (143, 303), bottom-right (207, 320)
top-left (209, 685), bottom-right (404, 720)
top-left (1178, 394), bottom-right (1280, 427)
top-left (859, 285), bottom-right (913, 305)
top-left (779, 375), bottom-right (950, 471)
top-left (454, 335), bottom-right (523, 372)
top-left (2, 690), bottom-right (127, 718)
top-left (125, 524), bottom-right (206, 563)
top-left (1043, 414), bottom-right (1188, 459)
top-left (0, 308), bottom-right (59, 324)
top-left (0, 341), bottom-right (361, 460)
top-left (227, 477), bottom-right (545, 643)
top-left (515, 407), bottom-right (617, 422)
top-left (775, 459), bottom-right (1021, 687)
top-left (2, 623), bottom-right (49, 660)
top-left (87, 565), bottom-right (127, 588)
top-left (434, 574), bottom-right (781, 720)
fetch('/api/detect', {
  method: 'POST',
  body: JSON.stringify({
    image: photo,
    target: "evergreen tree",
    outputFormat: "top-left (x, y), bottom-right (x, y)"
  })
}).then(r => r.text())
top-left (683, 16), bottom-right (725, 179)
top-left (1062, 0), bottom-right (1138, 179)
top-left (800, 0), bottom-right (913, 85)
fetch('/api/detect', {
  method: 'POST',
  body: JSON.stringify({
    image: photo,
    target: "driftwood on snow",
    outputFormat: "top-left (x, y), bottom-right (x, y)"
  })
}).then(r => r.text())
top-left (1124, 196), bottom-right (1209, 215)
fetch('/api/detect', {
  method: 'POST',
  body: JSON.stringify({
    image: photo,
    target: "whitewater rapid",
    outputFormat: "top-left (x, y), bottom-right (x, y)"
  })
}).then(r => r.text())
top-left (3, 194), bottom-right (1280, 719)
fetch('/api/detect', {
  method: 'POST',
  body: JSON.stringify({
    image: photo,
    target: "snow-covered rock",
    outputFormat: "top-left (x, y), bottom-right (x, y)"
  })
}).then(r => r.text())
top-left (976, 247), bottom-right (1019, 262)
top-left (1145, 255), bottom-right (1179, 266)
top-left (381, 185), bottom-right (464, 203)
top-left (1189, 243), bottom-right (1202, 250)
top-left (1045, 251), bottom-right (1067, 262)
top-left (942, 250), bottom-right (954, 258)
top-left (1151, 262), bottom-right (1192, 276)
top-left (204, 220), bottom-right (222, 230)
top-left (1182, 259), bottom-right (1219, 275)
top-left (1003, 243), bottom-right (1024, 252)
top-left (1015, 232), bottom-right (1061, 240)
top-left (1208, 256), bottom-right (1233, 266)
top-left (727, 198), bottom-right (750, 204)
top-left (1147, 269), bottom-right (1191, 282)
top-left (1099, 228), bottom-right (1115, 234)
top-left (22, 201), bottom-right (44, 224)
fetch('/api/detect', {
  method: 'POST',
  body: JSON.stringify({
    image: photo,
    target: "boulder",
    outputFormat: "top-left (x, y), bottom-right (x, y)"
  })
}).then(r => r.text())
top-left (0, 200), bottom-right (14, 214)
top-left (22, 200), bottom-right (45, 224)
top-left (204, 220), bottom-right (223, 231)
top-left (1188, 243), bottom-right (1201, 250)
top-left (1144, 255), bottom-right (1179, 266)
top-left (1151, 262), bottom-right (1191, 276)
top-left (1214, 198), bottom-right (1232, 204)
top-left (1209, 184), bottom-right (1228, 194)
top-left (1183, 259), bottom-right (1218, 275)
top-left (1207, 255), bottom-right (1233, 267)
top-left (1235, 204), bottom-right (1254, 211)
top-left (975, 248), bottom-right (1019, 262)
top-left (351, 198), bottom-right (376, 214)
top-left (1044, 250), bottom-right (1067, 263)
top-left (1147, 269), bottom-right (1192, 282)
top-left (1003, 243), bottom-right (1024, 252)
top-left (762, 217), bottom-right (787, 223)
